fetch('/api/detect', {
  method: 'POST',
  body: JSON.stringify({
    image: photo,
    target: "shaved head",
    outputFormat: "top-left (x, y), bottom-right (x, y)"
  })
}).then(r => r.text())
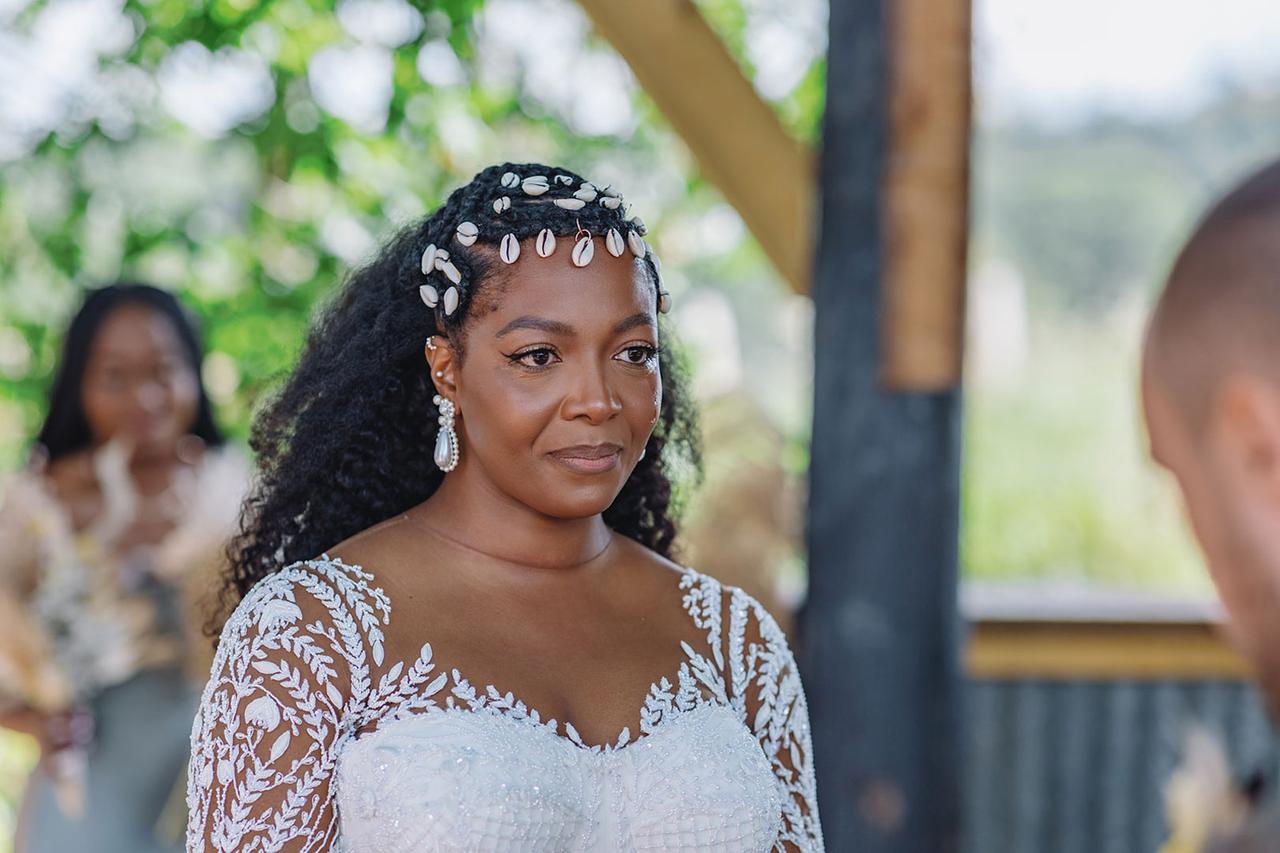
top-left (1142, 158), bottom-right (1280, 720)
top-left (1147, 159), bottom-right (1280, 433)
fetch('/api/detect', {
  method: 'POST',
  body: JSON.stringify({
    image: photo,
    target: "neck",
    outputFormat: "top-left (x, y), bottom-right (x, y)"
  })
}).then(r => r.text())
top-left (416, 464), bottom-right (613, 571)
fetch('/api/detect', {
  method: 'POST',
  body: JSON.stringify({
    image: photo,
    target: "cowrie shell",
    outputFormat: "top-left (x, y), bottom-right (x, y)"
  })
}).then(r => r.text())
top-left (493, 196), bottom-right (511, 214)
top-left (554, 174), bottom-right (574, 186)
top-left (500, 233), bottom-right (520, 264)
top-left (536, 228), bottom-right (557, 258)
top-left (501, 171), bottom-right (520, 188)
top-left (600, 185), bottom-right (620, 198)
top-left (631, 217), bottom-right (647, 236)
top-left (572, 235), bottom-right (595, 267)
top-left (438, 260), bottom-right (462, 284)
top-left (627, 232), bottom-right (647, 258)
top-left (420, 244), bottom-right (438, 274)
top-left (554, 197), bottom-right (586, 211)
top-left (574, 186), bottom-right (598, 203)
top-left (600, 196), bottom-right (621, 210)
top-left (521, 175), bottom-right (550, 196)
top-left (658, 291), bottom-right (672, 314)
top-left (605, 228), bottom-right (625, 257)
top-left (455, 221), bottom-right (478, 246)
top-left (443, 286), bottom-right (460, 316)
top-left (419, 284), bottom-right (439, 307)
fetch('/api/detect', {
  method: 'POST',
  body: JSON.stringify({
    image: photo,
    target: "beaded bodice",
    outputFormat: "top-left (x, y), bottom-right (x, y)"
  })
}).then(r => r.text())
top-left (186, 555), bottom-right (823, 852)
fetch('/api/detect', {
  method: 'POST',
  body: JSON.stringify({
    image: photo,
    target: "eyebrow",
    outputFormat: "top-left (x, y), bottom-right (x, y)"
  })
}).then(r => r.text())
top-left (494, 312), bottom-right (655, 339)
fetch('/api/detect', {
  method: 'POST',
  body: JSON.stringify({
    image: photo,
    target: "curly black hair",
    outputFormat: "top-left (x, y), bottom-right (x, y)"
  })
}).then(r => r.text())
top-left (217, 163), bottom-right (702, 623)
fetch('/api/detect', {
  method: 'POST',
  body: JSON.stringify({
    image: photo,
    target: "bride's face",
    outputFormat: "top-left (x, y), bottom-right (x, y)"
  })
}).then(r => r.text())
top-left (433, 241), bottom-right (662, 519)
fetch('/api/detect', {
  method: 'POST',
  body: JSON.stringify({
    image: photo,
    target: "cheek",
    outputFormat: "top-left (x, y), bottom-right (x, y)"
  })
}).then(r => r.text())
top-left (169, 367), bottom-right (201, 421)
top-left (81, 386), bottom-right (124, 438)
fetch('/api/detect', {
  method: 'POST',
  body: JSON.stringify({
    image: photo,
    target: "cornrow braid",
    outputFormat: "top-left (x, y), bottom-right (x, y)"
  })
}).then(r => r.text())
top-left (213, 162), bottom-right (700, 634)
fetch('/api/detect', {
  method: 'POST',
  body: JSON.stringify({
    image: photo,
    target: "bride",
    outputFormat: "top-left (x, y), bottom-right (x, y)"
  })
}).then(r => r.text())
top-left (187, 163), bottom-right (824, 852)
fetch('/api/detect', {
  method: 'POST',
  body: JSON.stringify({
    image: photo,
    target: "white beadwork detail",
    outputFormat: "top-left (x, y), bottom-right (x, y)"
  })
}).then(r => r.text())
top-left (187, 559), bottom-right (824, 852)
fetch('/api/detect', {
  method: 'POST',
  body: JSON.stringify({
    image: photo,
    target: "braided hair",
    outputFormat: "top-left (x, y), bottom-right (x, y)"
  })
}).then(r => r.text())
top-left (217, 163), bottom-right (701, 622)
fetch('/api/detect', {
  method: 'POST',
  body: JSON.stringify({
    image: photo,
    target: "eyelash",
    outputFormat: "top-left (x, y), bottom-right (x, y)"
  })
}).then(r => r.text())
top-left (507, 344), bottom-right (661, 371)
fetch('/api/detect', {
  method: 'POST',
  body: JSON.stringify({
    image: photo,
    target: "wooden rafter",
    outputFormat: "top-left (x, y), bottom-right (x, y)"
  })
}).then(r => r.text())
top-left (576, 0), bottom-right (815, 295)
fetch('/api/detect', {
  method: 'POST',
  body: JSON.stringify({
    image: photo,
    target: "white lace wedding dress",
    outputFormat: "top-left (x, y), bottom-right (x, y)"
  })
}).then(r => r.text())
top-left (186, 555), bottom-right (824, 852)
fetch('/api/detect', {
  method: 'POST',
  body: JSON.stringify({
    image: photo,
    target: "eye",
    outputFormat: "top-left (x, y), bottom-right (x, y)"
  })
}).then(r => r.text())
top-left (615, 344), bottom-right (659, 367)
top-left (509, 346), bottom-right (561, 369)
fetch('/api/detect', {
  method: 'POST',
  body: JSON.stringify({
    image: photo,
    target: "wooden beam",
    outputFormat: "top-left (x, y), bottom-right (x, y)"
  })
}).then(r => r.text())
top-left (967, 620), bottom-right (1252, 681)
top-left (575, 0), bottom-right (815, 295)
top-left (801, 0), bottom-right (963, 848)
top-left (881, 0), bottom-right (972, 390)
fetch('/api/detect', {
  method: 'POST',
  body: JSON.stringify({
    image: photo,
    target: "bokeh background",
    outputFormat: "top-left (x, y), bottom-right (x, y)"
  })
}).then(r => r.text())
top-left (2, 0), bottom-right (1279, 847)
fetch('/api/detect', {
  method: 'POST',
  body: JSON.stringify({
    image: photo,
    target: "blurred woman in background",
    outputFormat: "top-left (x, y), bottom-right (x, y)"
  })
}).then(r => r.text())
top-left (0, 283), bottom-right (247, 852)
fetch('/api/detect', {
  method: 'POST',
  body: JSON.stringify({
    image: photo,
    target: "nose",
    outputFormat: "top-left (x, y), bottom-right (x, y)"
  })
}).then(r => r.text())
top-left (562, 359), bottom-right (623, 424)
top-left (133, 379), bottom-right (168, 413)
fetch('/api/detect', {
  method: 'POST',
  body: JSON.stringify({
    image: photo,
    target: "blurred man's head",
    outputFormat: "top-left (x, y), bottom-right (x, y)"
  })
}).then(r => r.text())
top-left (1143, 159), bottom-right (1280, 717)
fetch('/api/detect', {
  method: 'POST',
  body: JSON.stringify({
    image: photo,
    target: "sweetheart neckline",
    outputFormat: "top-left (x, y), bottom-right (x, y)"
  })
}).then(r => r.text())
top-left (348, 701), bottom-right (749, 762)
top-left (310, 553), bottom-right (725, 755)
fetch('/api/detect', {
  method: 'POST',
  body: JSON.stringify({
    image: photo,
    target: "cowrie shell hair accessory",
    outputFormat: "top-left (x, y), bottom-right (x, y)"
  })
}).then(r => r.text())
top-left (500, 233), bottom-right (520, 264)
top-left (455, 221), bottom-right (478, 246)
top-left (493, 196), bottom-right (511, 214)
top-left (501, 171), bottom-right (520, 188)
top-left (572, 234), bottom-right (595, 267)
top-left (522, 175), bottom-right (550, 196)
top-left (419, 285), bottom-right (439, 308)
top-left (536, 229), bottom-right (557, 258)
top-left (554, 197), bottom-right (586, 211)
top-left (627, 232), bottom-right (647, 258)
top-left (600, 196), bottom-right (621, 210)
top-left (438, 260), bottom-right (462, 284)
top-left (442, 286), bottom-right (460, 316)
top-left (420, 244), bottom-right (438, 274)
top-left (605, 228), bottom-right (625, 258)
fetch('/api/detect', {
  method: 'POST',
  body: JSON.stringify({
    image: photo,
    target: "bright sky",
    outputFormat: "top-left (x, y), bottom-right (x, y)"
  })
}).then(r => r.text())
top-left (2, 0), bottom-right (1280, 157)
top-left (976, 0), bottom-right (1280, 124)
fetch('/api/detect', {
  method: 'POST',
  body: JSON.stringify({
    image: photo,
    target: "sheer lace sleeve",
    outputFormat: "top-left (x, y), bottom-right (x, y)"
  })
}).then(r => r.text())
top-left (728, 588), bottom-right (825, 852)
top-left (187, 560), bottom-right (386, 852)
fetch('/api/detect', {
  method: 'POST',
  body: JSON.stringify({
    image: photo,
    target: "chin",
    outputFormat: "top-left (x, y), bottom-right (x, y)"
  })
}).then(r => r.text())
top-left (527, 480), bottom-right (623, 520)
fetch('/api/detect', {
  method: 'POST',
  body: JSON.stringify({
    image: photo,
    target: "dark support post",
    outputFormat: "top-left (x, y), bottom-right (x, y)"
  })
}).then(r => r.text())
top-left (798, 0), bottom-right (965, 850)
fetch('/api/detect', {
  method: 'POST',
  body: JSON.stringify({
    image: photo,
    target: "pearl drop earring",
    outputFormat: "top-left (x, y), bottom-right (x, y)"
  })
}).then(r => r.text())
top-left (433, 395), bottom-right (460, 472)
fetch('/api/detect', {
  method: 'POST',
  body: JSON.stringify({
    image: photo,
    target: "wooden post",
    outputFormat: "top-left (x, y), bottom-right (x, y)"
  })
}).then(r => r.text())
top-left (800, 0), bottom-right (964, 849)
top-left (881, 0), bottom-right (972, 390)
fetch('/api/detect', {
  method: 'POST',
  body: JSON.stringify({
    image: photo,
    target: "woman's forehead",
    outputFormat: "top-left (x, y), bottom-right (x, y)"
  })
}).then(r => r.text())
top-left (92, 305), bottom-right (183, 359)
top-left (478, 252), bottom-right (654, 329)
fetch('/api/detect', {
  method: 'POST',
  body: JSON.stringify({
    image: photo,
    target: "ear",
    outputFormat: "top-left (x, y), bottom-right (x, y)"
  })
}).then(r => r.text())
top-left (1212, 374), bottom-right (1280, 506)
top-left (424, 335), bottom-right (460, 400)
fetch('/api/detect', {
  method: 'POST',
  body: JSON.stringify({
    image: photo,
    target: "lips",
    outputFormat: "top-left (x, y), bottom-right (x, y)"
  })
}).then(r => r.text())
top-left (549, 443), bottom-right (623, 474)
